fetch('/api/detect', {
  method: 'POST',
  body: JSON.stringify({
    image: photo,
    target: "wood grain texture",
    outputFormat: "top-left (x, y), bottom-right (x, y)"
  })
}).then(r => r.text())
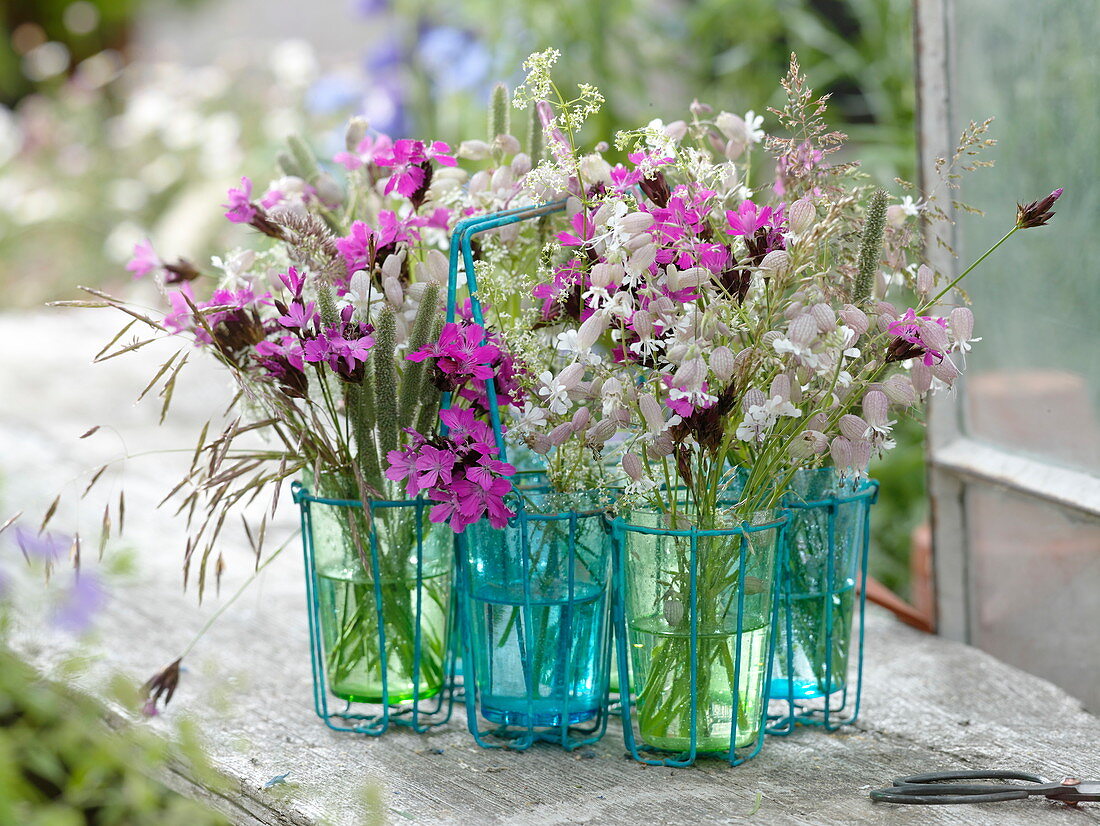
top-left (3, 311), bottom-right (1099, 825)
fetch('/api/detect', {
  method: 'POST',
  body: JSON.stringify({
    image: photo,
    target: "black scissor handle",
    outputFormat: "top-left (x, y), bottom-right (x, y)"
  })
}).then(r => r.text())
top-left (895, 770), bottom-right (1045, 785)
top-left (870, 785), bottom-right (1029, 805)
top-left (870, 770), bottom-right (1052, 805)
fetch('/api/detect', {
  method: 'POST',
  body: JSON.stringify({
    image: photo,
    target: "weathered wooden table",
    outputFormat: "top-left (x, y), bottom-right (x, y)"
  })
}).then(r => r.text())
top-left (4, 312), bottom-right (1099, 825)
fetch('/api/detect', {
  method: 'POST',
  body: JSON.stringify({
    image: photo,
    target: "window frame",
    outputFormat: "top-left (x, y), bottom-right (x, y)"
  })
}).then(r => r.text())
top-left (916, 0), bottom-right (1100, 642)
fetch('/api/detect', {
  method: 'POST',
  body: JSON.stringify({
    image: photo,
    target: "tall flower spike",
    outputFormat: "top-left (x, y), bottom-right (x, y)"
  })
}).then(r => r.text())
top-left (853, 189), bottom-right (888, 303)
top-left (1016, 188), bottom-right (1063, 229)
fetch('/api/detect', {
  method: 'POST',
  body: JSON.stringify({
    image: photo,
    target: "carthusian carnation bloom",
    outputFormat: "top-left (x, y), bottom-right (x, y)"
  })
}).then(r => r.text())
top-left (1016, 187), bottom-right (1063, 229)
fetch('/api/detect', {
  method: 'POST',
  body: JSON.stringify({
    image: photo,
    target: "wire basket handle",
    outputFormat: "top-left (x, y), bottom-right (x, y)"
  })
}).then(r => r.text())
top-left (440, 200), bottom-right (568, 460)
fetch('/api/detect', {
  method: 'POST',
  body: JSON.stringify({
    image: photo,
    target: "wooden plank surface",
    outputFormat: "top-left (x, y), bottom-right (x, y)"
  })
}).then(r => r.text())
top-left (3, 311), bottom-right (1099, 825)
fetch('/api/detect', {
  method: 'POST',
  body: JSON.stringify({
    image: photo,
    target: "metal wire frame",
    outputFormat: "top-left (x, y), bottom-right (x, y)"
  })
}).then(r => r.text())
top-left (611, 511), bottom-right (790, 767)
top-left (443, 201), bottom-right (618, 749)
top-left (293, 481), bottom-right (457, 735)
top-left (453, 497), bottom-right (613, 751)
top-left (767, 479), bottom-right (879, 734)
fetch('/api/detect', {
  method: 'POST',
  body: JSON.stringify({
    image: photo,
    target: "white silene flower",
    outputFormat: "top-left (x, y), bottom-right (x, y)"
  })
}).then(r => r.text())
top-left (211, 248), bottom-right (257, 288)
top-left (901, 195), bottom-right (921, 216)
top-left (644, 118), bottom-right (679, 156)
top-left (735, 396), bottom-right (801, 442)
top-left (512, 403), bottom-right (549, 435)
top-left (537, 370), bottom-right (572, 415)
top-left (625, 475), bottom-right (659, 496)
top-left (554, 330), bottom-right (603, 364)
top-left (743, 110), bottom-right (765, 144)
top-left (603, 289), bottom-right (636, 320)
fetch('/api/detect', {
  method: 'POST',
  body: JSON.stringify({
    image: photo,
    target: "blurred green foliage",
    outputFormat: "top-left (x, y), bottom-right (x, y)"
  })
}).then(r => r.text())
top-left (406, 0), bottom-right (915, 182)
top-left (0, 0), bottom-right (208, 104)
top-left (0, 644), bottom-right (227, 825)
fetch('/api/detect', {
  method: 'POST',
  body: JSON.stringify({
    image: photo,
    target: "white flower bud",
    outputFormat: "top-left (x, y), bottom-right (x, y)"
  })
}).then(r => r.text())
top-left (881, 374), bottom-right (918, 406)
top-left (647, 433), bottom-right (675, 459)
top-left (548, 422), bottom-right (574, 446)
top-left (664, 119), bottom-right (688, 141)
top-left (621, 212), bottom-right (655, 235)
top-left (862, 390), bottom-right (890, 427)
top-left (876, 301), bottom-right (899, 320)
top-left (586, 418), bottom-right (617, 446)
top-left (788, 199), bottom-right (816, 234)
top-left (601, 376), bottom-right (622, 399)
top-left (770, 373), bottom-right (791, 402)
top-left (663, 597), bottom-right (685, 627)
top-left (458, 139), bottom-right (492, 160)
top-left (571, 406), bottom-right (591, 431)
top-left (468, 169), bottom-right (490, 195)
top-left (494, 133), bottom-right (521, 155)
top-left (631, 310), bottom-right (654, 339)
top-left (950, 307), bottom-right (974, 344)
top-left (576, 312), bottom-right (608, 350)
top-left (511, 152), bottom-right (532, 177)
top-left (383, 276), bottom-right (403, 309)
top-left (918, 319), bottom-right (951, 354)
top-left (557, 362), bottom-right (585, 390)
top-left (622, 452), bottom-right (644, 481)
top-left (916, 264), bottom-right (934, 294)
top-left (675, 357), bottom-right (707, 390)
top-left (931, 359), bottom-right (959, 384)
top-left (674, 267), bottom-right (711, 290)
top-left (742, 388), bottom-right (766, 413)
top-left (579, 154), bottom-right (612, 185)
top-left (830, 436), bottom-right (853, 469)
top-left (886, 204), bottom-right (907, 228)
top-left (418, 249), bottom-right (448, 286)
top-left (528, 433), bottom-right (551, 455)
top-left (710, 346), bottom-right (735, 382)
top-left (911, 362), bottom-right (932, 394)
top-left (715, 112), bottom-right (748, 143)
top-left (590, 263), bottom-right (614, 289)
top-left (345, 116), bottom-right (369, 150)
top-left (809, 303), bottom-right (836, 333)
top-left (790, 429), bottom-right (829, 459)
top-left (733, 347), bottom-right (756, 381)
top-left (839, 304), bottom-right (870, 335)
top-left (639, 393), bottom-right (665, 433)
top-left (314, 172), bottom-right (344, 206)
top-left (490, 166), bottom-right (514, 192)
top-left (784, 300), bottom-right (804, 321)
top-left (788, 314), bottom-right (818, 346)
top-left (381, 249), bottom-right (405, 280)
top-left (628, 243), bottom-right (658, 273)
top-left (839, 414), bottom-right (869, 442)
top-left (850, 438), bottom-right (872, 469)
top-left (759, 250), bottom-right (790, 273)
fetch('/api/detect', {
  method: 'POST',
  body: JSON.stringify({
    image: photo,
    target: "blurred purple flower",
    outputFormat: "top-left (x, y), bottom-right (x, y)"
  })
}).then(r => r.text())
top-left (126, 239), bottom-right (161, 280)
top-left (352, 0), bottom-right (389, 17)
top-left (416, 26), bottom-right (490, 93)
top-left (53, 570), bottom-right (107, 634)
top-left (360, 81), bottom-right (407, 139)
top-left (306, 74), bottom-right (362, 115)
top-left (12, 525), bottom-right (71, 562)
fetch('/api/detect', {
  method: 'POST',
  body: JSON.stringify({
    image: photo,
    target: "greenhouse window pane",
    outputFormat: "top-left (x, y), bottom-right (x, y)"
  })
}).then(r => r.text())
top-left (966, 483), bottom-right (1100, 711)
top-left (950, 1), bottom-right (1100, 475)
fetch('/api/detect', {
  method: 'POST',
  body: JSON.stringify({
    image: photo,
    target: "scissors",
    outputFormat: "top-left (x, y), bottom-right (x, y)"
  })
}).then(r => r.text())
top-left (870, 770), bottom-right (1100, 805)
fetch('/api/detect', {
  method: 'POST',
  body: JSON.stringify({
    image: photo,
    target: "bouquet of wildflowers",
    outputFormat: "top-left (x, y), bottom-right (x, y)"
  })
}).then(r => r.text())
top-left (58, 87), bottom-right (547, 704)
top-left (399, 49), bottom-right (1059, 745)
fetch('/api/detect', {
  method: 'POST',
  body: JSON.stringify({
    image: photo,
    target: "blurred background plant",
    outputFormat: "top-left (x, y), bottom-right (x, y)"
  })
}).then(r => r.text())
top-left (0, 0), bottom-right (921, 607)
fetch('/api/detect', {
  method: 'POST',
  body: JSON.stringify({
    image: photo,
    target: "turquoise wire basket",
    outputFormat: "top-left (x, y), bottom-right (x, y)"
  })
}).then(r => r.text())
top-left (293, 481), bottom-right (457, 735)
top-left (767, 473), bottom-right (879, 733)
top-left (611, 510), bottom-right (789, 767)
top-left (443, 203), bottom-right (617, 751)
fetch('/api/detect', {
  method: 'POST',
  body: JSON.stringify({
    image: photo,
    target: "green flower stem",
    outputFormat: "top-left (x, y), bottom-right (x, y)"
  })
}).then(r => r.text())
top-left (922, 225), bottom-right (1019, 310)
